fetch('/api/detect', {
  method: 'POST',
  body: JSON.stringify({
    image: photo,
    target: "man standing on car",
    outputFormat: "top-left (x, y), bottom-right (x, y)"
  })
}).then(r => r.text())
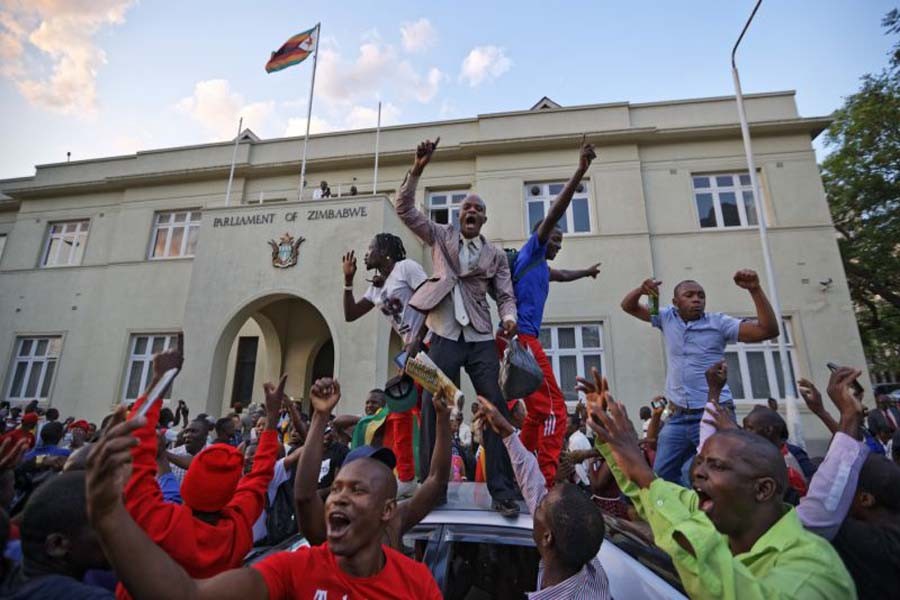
top-left (620, 271), bottom-right (779, 484)
top-left (394, 137), bottom-right (520, 516)
top-left (503, 138), bottom-right (600, 488)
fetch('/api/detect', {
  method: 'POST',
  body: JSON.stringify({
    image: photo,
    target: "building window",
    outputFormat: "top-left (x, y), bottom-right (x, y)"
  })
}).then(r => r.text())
top-left (0, 234), bottom-right (6, 261)
top-left (6, 336), bottom-right (62, 403)
top-left (41, 220), bottom-right (90, 267)
top-left (525, 182), bottom-right (592, 234)
top-left (691, 173), bottom-right (759, 229)
top-left (426, 190), bottom-right (468, 226)
top-left (539, 323), bottom-right (604, 406)
top-left (150, 210), bottom-right (201, 259)
top-left (122, 334), bottom-right (179, 402)
top-left (725, 320), bottom-right (796, 402)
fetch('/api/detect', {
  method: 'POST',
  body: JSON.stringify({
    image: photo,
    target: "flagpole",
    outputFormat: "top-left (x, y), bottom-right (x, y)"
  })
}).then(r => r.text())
top-left (373, 101), bottom-right (382, 194)
top-left (297, 22), bottom-right (321, 202)
top-left (224, 116), bottom-right (243, 207)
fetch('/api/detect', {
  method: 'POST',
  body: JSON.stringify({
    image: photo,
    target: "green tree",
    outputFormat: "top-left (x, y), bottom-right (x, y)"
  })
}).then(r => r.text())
top-left (821, 9), bottom-right (900, 375)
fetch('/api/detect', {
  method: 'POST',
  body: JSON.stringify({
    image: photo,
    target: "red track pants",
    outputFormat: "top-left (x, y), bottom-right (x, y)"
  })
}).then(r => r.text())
top-left (383, 409), bottom-right (416, 482)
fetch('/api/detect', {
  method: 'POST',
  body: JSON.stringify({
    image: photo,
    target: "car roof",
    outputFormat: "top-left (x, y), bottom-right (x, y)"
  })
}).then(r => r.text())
top-left (420, 481), bottom-right (533, 529)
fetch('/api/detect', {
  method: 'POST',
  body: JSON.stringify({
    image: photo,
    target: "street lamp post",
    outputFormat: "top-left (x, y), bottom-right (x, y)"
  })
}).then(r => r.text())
top-left (731, 0), bottom-right (805, 446)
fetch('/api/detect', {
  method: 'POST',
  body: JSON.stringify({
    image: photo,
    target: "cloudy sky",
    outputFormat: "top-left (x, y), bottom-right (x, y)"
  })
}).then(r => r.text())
top-left (0, 0), bottom-right (895, 179)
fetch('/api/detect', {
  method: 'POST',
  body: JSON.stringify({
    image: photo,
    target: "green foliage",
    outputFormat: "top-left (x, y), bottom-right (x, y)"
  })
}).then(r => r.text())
top-left (821, 9), bottom-right (900, 374)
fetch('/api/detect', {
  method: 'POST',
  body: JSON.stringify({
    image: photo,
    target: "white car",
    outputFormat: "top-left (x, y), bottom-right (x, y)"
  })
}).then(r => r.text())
top-left (247, 482), bottom-right (686, 599)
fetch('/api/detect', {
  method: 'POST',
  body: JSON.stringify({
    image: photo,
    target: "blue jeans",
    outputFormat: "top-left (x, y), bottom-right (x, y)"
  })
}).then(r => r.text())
top-left (653, 404), bottom-right (735, 486)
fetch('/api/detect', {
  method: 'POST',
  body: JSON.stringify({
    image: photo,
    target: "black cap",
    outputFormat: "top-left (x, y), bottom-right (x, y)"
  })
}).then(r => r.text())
top-left (344, 445), bottom-right (397, 471)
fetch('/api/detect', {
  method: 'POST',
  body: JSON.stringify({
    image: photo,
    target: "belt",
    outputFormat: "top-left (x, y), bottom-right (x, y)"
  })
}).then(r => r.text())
top-left (670, 402), bottom-right (734, 416)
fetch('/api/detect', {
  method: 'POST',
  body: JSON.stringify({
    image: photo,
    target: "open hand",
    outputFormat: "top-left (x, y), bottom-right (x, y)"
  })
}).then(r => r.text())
top-left (86, 406), bottom-right (144, 526)
top-left (412, 137), bottom-right (440, 175)
top-left (586, 396), bottom-right (654, 489)
top-left (576, 367), bottom-right (609, 418)
top-left (475, 396), bottom-right (515, 439)
top-left (310, 377), bottom-right (341, 416)
top-left (733, 269), bottom-right (761, 292)
top-left (342, 251), bottom-right (357, 283)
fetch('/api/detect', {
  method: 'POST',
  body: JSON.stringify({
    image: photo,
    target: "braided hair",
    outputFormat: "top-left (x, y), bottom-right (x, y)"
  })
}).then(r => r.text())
top-left (372, 233), bottom-right (407, 263)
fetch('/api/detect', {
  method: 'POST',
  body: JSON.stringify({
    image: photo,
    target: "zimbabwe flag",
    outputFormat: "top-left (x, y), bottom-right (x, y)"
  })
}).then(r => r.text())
top-left (266, 25), bottom-right (318, 73)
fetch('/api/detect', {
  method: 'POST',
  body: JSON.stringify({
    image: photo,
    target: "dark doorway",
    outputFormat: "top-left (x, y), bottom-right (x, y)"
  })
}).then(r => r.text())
top-left (311, 338), bottom-right (334, 384)
top-left (231, 336), bottom-right (258, 408)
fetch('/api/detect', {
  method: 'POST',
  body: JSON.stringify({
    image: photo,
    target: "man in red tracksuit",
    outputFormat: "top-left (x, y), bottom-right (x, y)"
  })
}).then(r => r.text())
top-left (500, 140), bottom-right (600, 488)
top-left (118, 347), bottom-right (283, 599)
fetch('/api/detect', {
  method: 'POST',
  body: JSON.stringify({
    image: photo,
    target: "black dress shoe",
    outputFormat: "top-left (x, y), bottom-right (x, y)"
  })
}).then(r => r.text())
top-left (492, 498), bottom-right (519, 518)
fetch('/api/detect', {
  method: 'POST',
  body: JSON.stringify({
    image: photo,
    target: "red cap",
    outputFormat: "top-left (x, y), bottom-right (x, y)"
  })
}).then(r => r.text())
top-left (21, 413), bottom-right (38, 427)
top-left (69, 419), bottom-right (89, 431)
top-left (181, 443), bottom-right (243, 512)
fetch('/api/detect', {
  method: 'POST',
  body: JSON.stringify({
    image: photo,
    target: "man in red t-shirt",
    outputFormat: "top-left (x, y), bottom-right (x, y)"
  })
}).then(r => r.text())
top-left (0, 412), bottom-right (38, 450)
top-left (86, 409), bottom-right (443, 600)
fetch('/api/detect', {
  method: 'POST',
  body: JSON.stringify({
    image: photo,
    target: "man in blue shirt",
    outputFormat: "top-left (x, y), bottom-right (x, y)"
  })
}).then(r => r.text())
top-left (23, 421), bottom-right (69, 462)
top-left (621, 270), bottom-right (779, 483)
top-left (504, 140), bottom-right (602, 487)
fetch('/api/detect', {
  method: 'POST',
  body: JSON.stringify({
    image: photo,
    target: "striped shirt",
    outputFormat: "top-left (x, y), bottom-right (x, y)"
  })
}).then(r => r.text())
top-left (502, 433), bottom-right (610, 600)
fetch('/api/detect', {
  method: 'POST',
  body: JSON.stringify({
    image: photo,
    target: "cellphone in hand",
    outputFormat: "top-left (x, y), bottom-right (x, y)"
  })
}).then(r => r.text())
top-left (651, 397), bottom-right (668, 410)
top-left (826, 362), bottom-right (864, 396)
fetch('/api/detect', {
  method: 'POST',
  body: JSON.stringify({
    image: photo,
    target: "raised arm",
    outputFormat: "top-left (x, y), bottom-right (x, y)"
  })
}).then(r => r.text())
top-left (536, 140), bottom-right (595, 244)
top-left (797, 367), bottom-right (869, 540)
top-left (399, 390), bottom-right (452, 533)
top-left (478, 396), bottom-right (547, 514)
top-left (698, 361), bottom-right (737, 452)
top-left (124, 345), bottom-right (184, 534)
top-left (733, 270), bottom-right (779, 343)
top-left (798, 378), bottom-right (840, 435)
top-left (293, 378), bottom-right (341, 546)
top-left (87, 409), bottom-right (268, 600)
top-left (394, 138), bottom-right (441, 246)
top-left (229, 376), bottom-right (284, 525)
top-left (621, 278), bottom-right (660, 323)
top-left (549, 262), bottom-right (601, 283)
top-left (342, 250), bottom-right (375, 322)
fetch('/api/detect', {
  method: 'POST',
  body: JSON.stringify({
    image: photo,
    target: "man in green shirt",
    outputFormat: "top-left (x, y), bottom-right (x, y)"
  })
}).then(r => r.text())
top-left (582, 381), bottom-right (856, 599)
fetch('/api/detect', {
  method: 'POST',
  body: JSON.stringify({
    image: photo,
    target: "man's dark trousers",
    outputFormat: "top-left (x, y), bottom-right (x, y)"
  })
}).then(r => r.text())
top-left (419, 334), bottom-right (518, 502)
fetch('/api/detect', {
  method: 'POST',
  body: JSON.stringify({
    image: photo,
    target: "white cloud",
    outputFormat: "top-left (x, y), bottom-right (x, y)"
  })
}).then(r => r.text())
top-left (0, 0), bottom-right (137, 114)
top-left (400, 18), bottom-right (436, 53)
top-left (459, 45), bottom-right (512, 87)
top-left (175, 79), bottom-right (276, 140)
top-left (284, 115), bottom-right (334, 137)
top-left (317, 39), bottom-right (445, 106)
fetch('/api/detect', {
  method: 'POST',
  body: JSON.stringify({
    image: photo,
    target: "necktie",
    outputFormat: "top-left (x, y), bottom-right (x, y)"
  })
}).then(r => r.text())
top-left (453, 240), bottom-right (477, 327)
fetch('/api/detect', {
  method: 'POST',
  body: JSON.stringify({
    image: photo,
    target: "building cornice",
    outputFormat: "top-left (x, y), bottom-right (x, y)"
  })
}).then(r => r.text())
top-left (0, 113), bottom-right (831, 200)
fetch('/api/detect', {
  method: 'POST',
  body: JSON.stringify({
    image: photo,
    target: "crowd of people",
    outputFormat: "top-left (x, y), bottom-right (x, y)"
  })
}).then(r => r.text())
top-left (0, 137), bottom-right (898, 599)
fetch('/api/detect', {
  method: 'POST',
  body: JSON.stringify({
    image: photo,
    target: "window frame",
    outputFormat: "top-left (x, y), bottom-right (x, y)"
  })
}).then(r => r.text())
top-left (539, 322), bottom-right (604, 410)
top-left (0, 233), bottom-right (7, 262)
top-left (148, 210), bottom-right (201, 260)
top-left (5, 335), bottom-right (63, 404)
top-left (724, 319), bottom-right (798, 403)
top-left (121, 333), bottom-right (179, 403)
top-left (41, 219), bottom-right (90, 268)
top-left (690, 172), bottom-right (760, 230)
top-left (523, 180), bottom-right (593, 236)
top-left (425, 190), bottom-right (470, 228)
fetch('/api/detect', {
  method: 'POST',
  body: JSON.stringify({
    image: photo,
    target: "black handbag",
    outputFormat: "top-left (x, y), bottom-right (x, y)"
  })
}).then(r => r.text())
top-left (499, 336), bottom-right (544, 399)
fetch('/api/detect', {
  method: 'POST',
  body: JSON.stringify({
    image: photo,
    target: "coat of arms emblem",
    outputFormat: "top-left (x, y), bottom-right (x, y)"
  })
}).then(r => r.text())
top-left (268, 233), bottom-right (306, 268)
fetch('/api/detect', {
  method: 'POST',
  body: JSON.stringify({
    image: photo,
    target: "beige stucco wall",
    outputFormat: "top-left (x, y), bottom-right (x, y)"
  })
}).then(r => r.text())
top-left (0, 91), bottom-right (863, 454)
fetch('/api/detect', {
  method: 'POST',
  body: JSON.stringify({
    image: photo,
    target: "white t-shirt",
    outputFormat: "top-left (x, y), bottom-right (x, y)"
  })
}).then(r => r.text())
top-left (363, 259), bottom-right (428, 343)
top-left (252, 458), bottom-right (291, 542)
top-left (568, 430), bottom-right (592, 486)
